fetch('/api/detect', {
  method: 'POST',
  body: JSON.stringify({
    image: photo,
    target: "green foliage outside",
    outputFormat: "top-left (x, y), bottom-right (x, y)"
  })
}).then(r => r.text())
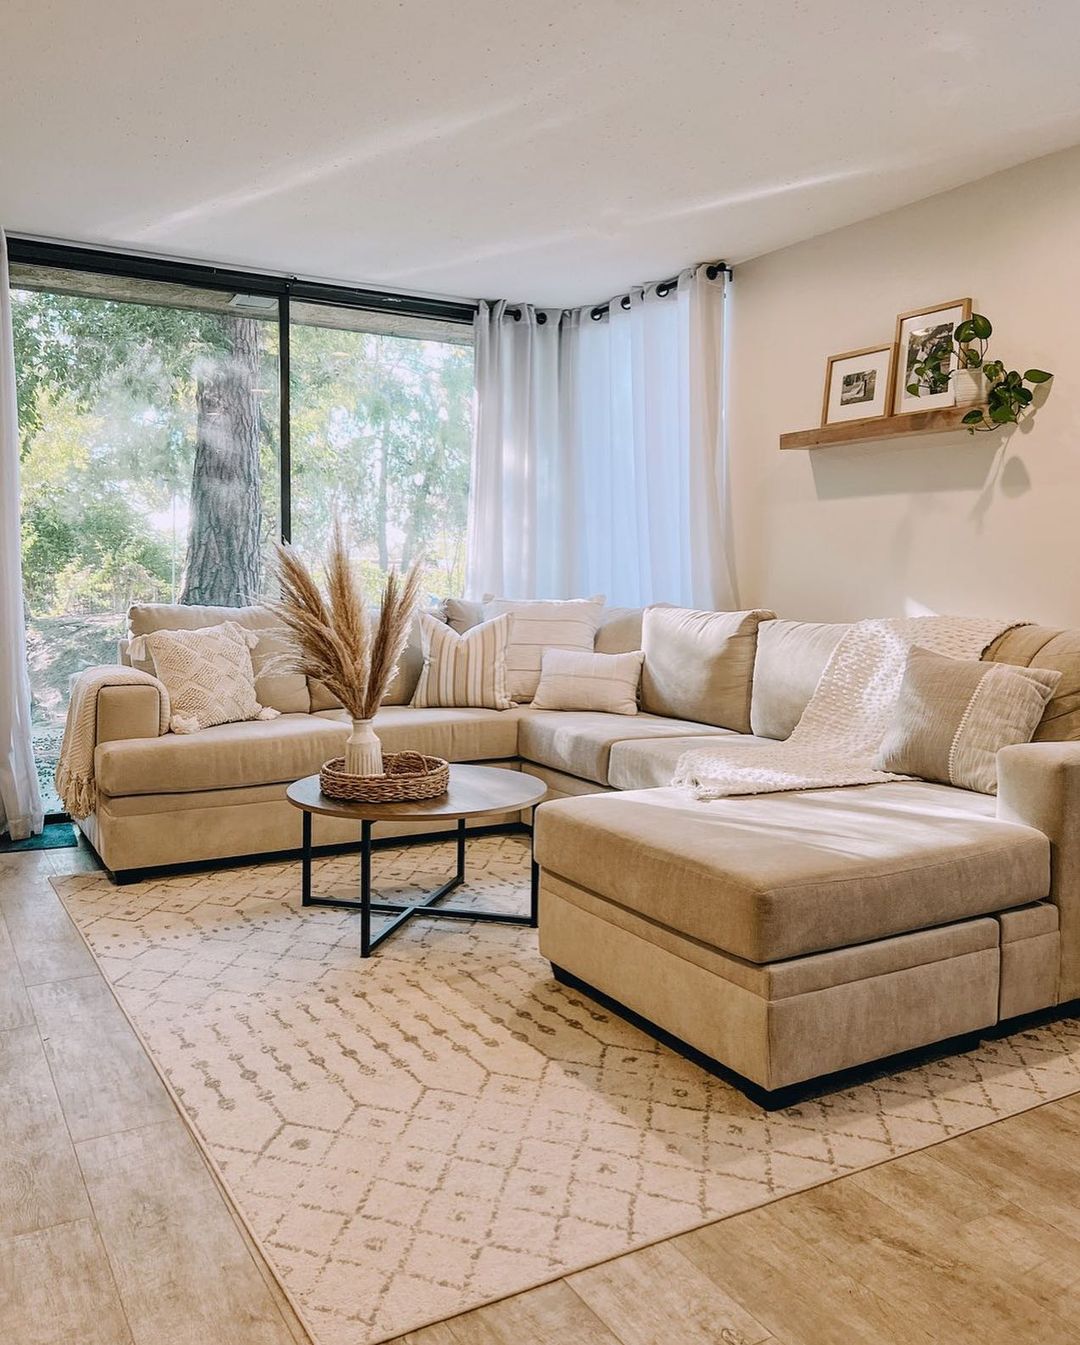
top-left (12, 284), bottom-right (474, 737)
top-left (289, 320), bottom-right (473, 599)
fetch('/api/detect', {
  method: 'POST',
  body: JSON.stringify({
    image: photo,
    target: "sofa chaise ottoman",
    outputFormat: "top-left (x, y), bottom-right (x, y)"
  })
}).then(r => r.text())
top-left (534, 616), bottom-right (1080, 1099)
top-left (535, 782), bottom-right (1055, 1095)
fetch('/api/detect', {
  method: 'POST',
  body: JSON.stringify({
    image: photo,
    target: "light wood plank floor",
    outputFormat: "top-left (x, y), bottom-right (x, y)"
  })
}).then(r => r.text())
top-left (0, 841), bottom-right (312, 1345)
top-left (5, 837), bottom-right (1080, 1345)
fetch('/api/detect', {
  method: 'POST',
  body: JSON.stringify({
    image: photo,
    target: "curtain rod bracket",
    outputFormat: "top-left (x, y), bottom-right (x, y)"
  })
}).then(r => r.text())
top-left (504, 261), bottom-right (730, 325)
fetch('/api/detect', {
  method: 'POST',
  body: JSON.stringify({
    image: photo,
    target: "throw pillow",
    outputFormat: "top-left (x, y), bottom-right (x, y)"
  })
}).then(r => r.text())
top-left (444, 597), bottom-right (486, 635)
top-left (875, 645), bottom-right (1062, 794)
top-left (482, 596), bottom-right (605, 702)
top-left (129, 621), bottom-right (281, 734)
top-left (531, 649), bottom-right (645, 715)
top-left (411, 613), bottom-right (513, 710)
top-left (128, 602), bottom-right (310, 714)
top-left (640, 605), bottom-right (777, 732)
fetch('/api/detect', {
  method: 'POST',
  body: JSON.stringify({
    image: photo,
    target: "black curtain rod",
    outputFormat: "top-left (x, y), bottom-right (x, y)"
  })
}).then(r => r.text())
top-left (505, 261), bottom-right (731, 323)
top-left (6, 237), bottom-right (478, 326)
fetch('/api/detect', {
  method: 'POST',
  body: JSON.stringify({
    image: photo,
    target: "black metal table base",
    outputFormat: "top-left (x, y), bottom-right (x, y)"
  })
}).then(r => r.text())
top-left (300, 813), bottom-right (540, 956)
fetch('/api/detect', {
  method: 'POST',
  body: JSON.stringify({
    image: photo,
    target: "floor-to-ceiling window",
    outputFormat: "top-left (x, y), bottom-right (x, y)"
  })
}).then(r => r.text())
top-left (7, 244), bottom-right (475, 812)
top-left (289, 301), bottom-right (474, 599)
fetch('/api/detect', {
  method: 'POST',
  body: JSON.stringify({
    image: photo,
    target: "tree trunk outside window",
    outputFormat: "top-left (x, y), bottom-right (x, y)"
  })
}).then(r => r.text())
top-left (180, 316), bottom-right (263, 606)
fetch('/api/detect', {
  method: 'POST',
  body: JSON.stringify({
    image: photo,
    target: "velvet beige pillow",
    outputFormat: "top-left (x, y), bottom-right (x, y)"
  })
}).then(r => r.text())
top-left (640, 605), bottom-right (776, 732)
top-left (482, 596), bottom-right (605, 702)
top-left (531, 649), bottom-right (644, 715)
top-left (444, 597), bottom-right (486, 635)
top-left (875, 645), bottom-right (1061, 794)
top-left (411, 613), bottom-right (513, 710)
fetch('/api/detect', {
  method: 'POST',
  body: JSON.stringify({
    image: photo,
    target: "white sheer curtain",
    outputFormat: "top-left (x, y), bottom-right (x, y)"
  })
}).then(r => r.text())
top-left (0, 230), bottom-right (43, 840)
top-left (467, 266), bottom-right (734, 608)
top-left (466, 300), bottom-right (566, 598)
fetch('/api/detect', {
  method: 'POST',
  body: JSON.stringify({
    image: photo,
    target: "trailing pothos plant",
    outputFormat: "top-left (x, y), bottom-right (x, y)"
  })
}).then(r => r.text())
top-left (907, 312), bottom-right (1053, 432)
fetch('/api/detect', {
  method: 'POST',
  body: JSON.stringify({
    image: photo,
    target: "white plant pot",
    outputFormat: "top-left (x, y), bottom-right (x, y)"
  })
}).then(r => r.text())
top-left (344, 718), bottom-right (383, 777)
top-left (954, 367), bottom-right (988, 406)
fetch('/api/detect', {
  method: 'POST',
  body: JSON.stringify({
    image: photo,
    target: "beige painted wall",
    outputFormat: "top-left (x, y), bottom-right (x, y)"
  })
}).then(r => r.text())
top-left (728, 144), bottom-right (1080, 625)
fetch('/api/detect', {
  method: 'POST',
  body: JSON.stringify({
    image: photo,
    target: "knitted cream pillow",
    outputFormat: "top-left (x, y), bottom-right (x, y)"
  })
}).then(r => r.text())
top-left (129, 620), bottom-right (281, 734)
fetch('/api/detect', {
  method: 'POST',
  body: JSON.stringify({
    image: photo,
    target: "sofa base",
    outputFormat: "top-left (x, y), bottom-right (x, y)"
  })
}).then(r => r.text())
top-left (538, 875), bottom-right (1010, 1092)
top-left (549, 963), bottom-right (992, 1111)
top-left (105, 820), bottom-right (531, 886)
top-left (551, 963), bottom-right (1080, 1110)
top-left (79, 760), bottom-right (530, 878)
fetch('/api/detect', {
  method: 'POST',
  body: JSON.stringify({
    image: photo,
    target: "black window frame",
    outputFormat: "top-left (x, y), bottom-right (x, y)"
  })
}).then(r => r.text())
top-left (6, 236), bottom-right (478, 546)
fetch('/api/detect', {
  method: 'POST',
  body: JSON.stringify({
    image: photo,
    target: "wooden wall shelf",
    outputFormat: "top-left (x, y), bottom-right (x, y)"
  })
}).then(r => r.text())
top-left (780, 404), bottom-right (980, 451)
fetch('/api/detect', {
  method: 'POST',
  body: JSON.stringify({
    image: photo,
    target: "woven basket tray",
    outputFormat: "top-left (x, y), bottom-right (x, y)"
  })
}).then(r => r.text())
top-left (319, 751), bottom-right (450, 803)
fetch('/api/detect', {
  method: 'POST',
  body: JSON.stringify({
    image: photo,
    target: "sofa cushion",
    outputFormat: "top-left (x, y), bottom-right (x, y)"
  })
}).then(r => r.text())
top-left (96, 706), bottom-right (526, 797)
top-left (594, 607), bottom-right (644, 654)
top-left (534, 781), bottom-right (1050, 962)
top-left (750, 618), bottom-right (849, 740)
top-left (608, 733), bottom-right (775, 791)
top-left (447, 601), bottom-right (646, 659)
top-left (985, 623), bottom-right (1080, 741)
top-left (128, 602), bottom-right (310, 715)
top-left (640, 606), bottom-right (775, 732)
top-left (517, 710), bottom-right (733, 786)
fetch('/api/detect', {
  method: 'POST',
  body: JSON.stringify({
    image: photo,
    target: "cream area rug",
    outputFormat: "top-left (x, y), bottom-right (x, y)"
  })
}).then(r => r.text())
top-left (53, 836), bottom-right (1080, 1345)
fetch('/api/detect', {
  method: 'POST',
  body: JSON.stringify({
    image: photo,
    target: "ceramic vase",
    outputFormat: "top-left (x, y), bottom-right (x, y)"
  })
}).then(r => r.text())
top-left (345, 718), bottom-right (383, 777)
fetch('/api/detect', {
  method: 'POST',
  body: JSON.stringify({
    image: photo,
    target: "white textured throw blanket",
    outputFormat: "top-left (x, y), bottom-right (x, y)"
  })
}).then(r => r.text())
top-left (674, 616), bottom-right (1020, 800)
top-left (55, 667), bottom-right (170, 819)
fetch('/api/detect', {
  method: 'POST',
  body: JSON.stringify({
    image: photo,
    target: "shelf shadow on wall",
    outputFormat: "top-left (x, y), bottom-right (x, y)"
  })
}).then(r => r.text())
top-left (809, 430), bottom-right (1011, 501)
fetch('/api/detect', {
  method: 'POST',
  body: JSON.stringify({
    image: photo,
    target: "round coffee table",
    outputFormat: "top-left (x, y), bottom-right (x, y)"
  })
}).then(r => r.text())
top-left (286, 765), bottom-right (547, 956)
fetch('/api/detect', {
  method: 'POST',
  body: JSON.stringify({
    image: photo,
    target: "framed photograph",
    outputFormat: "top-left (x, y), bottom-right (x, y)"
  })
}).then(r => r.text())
top-left (821, 344), bottom-right (895, 426)
top-left (893, 298), bottom-right (971, 414)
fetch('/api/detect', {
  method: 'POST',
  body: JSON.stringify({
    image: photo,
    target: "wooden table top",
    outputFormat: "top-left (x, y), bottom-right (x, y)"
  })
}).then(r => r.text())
top-left (286, 763), bottom-right (547, 822)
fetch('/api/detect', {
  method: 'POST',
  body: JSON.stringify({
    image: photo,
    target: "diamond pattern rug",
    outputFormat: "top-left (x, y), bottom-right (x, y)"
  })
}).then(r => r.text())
top-left (53, 835), bottom-right (1080, 1345)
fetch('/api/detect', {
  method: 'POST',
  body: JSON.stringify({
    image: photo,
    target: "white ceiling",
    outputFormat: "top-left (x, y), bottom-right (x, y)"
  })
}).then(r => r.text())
top-left (4, 1), bottom-right (1080, 307)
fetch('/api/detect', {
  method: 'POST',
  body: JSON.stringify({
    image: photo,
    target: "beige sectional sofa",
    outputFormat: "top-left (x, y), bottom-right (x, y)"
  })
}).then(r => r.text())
top-left (77, 602), bottom-right (1080, 1101)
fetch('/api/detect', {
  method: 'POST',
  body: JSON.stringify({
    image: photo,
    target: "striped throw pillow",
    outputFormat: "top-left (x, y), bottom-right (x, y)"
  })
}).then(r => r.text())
top-left (411, 613), bottom-right (513, 710)
top-left (483, 596), bottom-right (605, 702)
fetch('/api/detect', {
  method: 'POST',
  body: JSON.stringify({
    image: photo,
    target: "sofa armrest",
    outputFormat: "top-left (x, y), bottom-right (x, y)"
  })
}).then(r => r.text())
top-left (998, 741), bottom-right (1080, 1000)
top-left (96, 684), bottom-right (166, 745)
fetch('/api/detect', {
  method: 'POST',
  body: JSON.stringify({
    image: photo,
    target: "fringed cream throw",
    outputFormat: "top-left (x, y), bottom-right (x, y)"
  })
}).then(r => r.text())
top-left (673, 616), bottom-right (1023, 800)
top-left (55, 667), bottom-right (170, 819)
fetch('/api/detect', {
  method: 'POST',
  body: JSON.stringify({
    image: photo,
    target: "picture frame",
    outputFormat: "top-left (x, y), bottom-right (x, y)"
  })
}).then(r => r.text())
top-left (893, 297), bottom-right (972, 414)
top-left (821, 344), bottom-right (896, 426)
